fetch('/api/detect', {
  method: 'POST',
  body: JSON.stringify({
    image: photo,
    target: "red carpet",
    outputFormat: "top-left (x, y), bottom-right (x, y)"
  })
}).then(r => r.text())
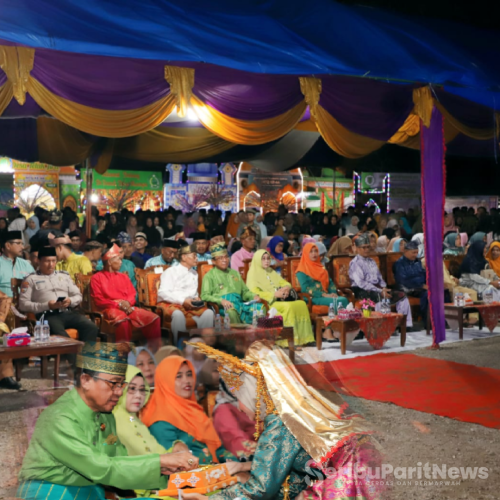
top-left (297, 353), bottom-right (500, 429)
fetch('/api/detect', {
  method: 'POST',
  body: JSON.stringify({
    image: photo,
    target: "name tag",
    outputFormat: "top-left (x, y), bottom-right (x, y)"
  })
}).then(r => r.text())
top-left (154, 267), bottom-right (164, 274)
top-left (35, 281), bottom-right (46, 291)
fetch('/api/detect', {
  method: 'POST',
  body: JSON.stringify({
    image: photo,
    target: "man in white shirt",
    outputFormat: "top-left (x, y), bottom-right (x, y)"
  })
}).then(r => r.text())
top-left (157, 242), bottom-right (214, 343)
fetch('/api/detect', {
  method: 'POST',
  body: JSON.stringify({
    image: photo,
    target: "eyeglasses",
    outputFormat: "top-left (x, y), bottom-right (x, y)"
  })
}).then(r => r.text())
top-left (128, 386), bottom-right (148, 395)
top-left (216, 256), bottom-right (230, 261)
top-left (9, 241), bottom-right (24, 245)
top-left (93, 375), bottom-right (128, 391)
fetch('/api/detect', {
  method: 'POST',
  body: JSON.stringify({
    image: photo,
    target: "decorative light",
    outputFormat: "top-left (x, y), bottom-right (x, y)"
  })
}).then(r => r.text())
top-left (243, 190), bottom-right (261, 212)
top-left (90, 193), bottom-right (99, 203)
top-left (236, 162), bottom-right (243, 209)
top-left (281, 191), bottom-right (298, 213)
top-left (353, 171), bottom-right (390, 213)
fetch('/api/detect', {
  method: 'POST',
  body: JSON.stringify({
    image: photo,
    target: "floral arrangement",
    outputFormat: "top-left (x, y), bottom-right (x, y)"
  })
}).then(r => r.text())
top-left (360, 299), bottom-right (376, 311)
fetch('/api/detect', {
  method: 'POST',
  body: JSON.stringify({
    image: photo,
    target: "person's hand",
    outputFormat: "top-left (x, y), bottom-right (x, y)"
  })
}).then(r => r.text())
top-left (282, 287), bottom-right (291, 298)
top-left (236, 471), bottom-right (251, 483)
top-left (62, 298), bottom-right (71, 308)
top-left (253, 295), bottom-right (262, 303)
top-left (274, 289), bottom-right (285, 299)
top-left (159, 451), bottom-right (198, 474)
top-left (381, 288), bottom-right (392, 298)
top-left (491, 281), bottom-right (500, 289)
top-left (224, 461), bottom-right (243, 476)
top-left (183, 298), bottom-right (194, 310)
top-left (172, 441), bottom-right (190, 453)
top-left (181, 494), bottom-right (208, 500)
top-left (48, 300), bottom-right (62, 310)
top-left (119, 300), bottom-right (131, 311)
top-left (221, 299), bottom-right (233, 311)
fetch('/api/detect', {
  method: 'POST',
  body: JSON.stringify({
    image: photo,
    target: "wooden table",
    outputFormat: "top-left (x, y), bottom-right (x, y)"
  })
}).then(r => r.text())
top-left (0, 336), bottom-right (83, 386)
top-left (182, 326), bottom-right (295, 363)
top-left (444, 303), bottom-right (487, 339)
top-left (316, 314), bottom-right (406, 354)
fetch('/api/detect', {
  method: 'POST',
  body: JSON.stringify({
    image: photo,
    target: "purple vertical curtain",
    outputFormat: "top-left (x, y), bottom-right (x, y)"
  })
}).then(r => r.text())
top-left (421, 106), bottom-right (446, 344)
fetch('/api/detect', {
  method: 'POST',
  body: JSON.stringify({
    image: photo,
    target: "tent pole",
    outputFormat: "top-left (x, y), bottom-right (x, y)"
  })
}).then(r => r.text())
top-left (85, 158), bottom-right (92, 239)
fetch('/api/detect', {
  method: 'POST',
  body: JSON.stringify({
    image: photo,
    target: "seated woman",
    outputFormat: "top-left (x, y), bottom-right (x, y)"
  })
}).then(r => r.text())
top-left (128, 347), bottom-right (157, 388)
top-left (327, 235), bottom-right (353, 258)
top-left (141, 355), bottom-right (235, 465)
top-left (181, 341), bottom-right (383, 500)
top-left (296, 243), bottom-right (349, 344)
top-left (212, 379), bottom-right (257, 460)
top-left (459, 241), bottom-right (500, 300)
top-left (266, 236), bottom-right (285, 275)
top-left (201, 243), bottom-right (264, 324)
top-left (247, 250), bottom-right (314, 346)
top-left (231, 227), bottom-right (256, 272)
top-left (443, 232), bottom-right (466, 256)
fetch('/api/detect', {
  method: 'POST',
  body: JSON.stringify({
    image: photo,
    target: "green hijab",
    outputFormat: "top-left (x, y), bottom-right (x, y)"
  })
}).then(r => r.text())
top-left (246, 249), bottom-right (283, 292)
top-left (113, 365), bottom-right (168, 456)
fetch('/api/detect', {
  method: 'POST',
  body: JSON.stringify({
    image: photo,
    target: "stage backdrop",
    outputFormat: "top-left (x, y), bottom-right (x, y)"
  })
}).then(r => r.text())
top-left (13, 161), bottom-right (60, 208)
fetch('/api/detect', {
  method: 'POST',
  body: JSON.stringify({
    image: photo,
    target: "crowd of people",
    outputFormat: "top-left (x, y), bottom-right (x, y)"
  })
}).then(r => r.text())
top-left (2, 203), bottom-right (500, 391)
top-left (3, 202), bottom-right (500, 499)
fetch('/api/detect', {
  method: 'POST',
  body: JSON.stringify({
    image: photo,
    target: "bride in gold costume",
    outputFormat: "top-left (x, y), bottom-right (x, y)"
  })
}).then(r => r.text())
top-left (182, 341), bottom-right (385, 500)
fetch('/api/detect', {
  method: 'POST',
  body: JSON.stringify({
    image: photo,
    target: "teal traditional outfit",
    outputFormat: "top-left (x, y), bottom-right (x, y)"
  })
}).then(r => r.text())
top-left (296, 243), bottom-right (348, 312)
top-left (141, 355), bottom-right (234, 465)
top-left (17, 343), bottom-right (166, 500)
top-left (188, 341), bottom-right (383, 500)
top-left (0, 253), bottom-right (35, 297)
top-left (201, 243), bottom-right (264, 324)
top-left (247, 250), bottom-right (314, 346)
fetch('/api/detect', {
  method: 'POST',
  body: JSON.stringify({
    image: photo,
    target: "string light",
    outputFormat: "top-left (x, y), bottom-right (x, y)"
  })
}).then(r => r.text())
top-left (353, 171), bottom-right (390, 213)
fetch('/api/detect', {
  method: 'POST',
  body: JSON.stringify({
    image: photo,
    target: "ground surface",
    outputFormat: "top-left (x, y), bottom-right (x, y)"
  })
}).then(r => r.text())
top-left (1, 337), bottom-right (500, 499)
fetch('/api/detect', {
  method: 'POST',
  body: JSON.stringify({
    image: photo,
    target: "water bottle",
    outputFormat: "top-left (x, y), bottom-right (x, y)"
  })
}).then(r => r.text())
top-left (33, 321), bottom-right (41, 342)
top-left (224, 313), bottom-right (231, 330)
top-left (382, 299), bottom-right (390, 314)
top-left (214, 314), bottom-right (221, 332)
top-left (42, 320), bottom-right (50, 341)
top-left (252, 306), bottom-right (258, 327)
top-left (328, 302), bottom-right (335, 318)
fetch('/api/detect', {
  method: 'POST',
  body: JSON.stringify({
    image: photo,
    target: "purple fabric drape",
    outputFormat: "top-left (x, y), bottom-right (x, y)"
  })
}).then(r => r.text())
top-left (0, 118), bottom-right (38, 161)
top-left (0, 72), bottom-right (6, 86)
top-left (421, 106), bottom-right (446, 344)
top-left (319, 76), bottom-right (415, 140)
top-left (32, 49), bottom-right (169, 110)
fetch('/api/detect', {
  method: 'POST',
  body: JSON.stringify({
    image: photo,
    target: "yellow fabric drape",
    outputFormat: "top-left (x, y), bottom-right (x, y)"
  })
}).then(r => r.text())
top-left (27, 77), bottom-right (177, 138)
top-left (192, 95), bottom-right (307, 145)
top-left (0, 82), bottom-right (13, 116)
top-left (0, 46), bottom-right (34, 105)
top-left (114, 125), bottom-right (233, 162)
top-left (412, 87), bottom-right (434, 128)
top-left (436, 101), bottom-right (496, 140)
top-left (299, 76), bottom-right (322, 120)
top-left (314, 105), bottom-right (385, 158)
top-left (388, 113), bottom-right (420, 144)
top-left (164, 65), bottom-right (195, 118)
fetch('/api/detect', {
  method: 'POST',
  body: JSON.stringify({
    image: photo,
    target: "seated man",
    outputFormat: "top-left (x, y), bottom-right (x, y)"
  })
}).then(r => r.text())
top-left (201, 243), bottom-right (263, 324)
top-left (17, 341), bottom-right (198, 500)
top-left (132, 232), bottom-right (153, 267)
top-left (117, 231), bottom-right (144, 269)
top-left (90, 244), bottom-right (161, 352)
top-left (82, 240), bottom-right (103, 272)
top-left (393, 240), bottom-right (450, 323)
top-left (157, 242), bottom-right (214, 343)
top-left (210, 227), bottom-right (226, 247)
top-left (19, 246), bottom-right (99, 367)
top-left (145, 239), bottom-right (179, 268)
top-left (348, 233), bottom-right (413, 327)
top-left (191, 232), bottom-right (212, 265)
top-left (68, 230), bottom-right (83, 255)
top-left (53, 233), bottom-right (92, 281)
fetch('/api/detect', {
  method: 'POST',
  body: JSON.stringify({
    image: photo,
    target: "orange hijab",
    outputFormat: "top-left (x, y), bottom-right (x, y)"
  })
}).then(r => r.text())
top-left (140, 355), bottom-right (222, 462)
top-left (296, 242), bottom-right (330, 292)
top-left (485, 241), bottom-right (500, 279)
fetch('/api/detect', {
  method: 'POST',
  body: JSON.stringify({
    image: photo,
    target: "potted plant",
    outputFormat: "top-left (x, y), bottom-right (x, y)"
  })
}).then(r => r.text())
top-left (360, 299), bottom-right (376, 318)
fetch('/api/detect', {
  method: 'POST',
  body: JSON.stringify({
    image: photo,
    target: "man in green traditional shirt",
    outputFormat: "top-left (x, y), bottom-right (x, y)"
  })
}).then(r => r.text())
top-left (17, 342), bottom-right (199, 500)
top-left (201, 243), bottom-right (264, 325)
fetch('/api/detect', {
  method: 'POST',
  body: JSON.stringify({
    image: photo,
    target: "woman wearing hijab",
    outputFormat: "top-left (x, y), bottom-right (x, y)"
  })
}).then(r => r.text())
top-left (154, 345), bottom-right (182, 364)
top-left (411, 233), bottom-right (425, 259)
top-left (376, 235), bottom-right (390, 253)
top-left (327, 236), bottom-right (353, 257)
top-left (213, 379), bottom-right (257, 460)
top-left (344, 215), bottom-right (359, 236)
top-left (105, 212), bottom-right (125, 239)
top-left (469, 231), bottom-right (486, 246)
top-left (296, 243), bottom-right (349, 313)
top-left (126, 215), bottom-right (139, 240)
top-left (390, 238), bottom-right (407, 253)
top-left (459, 241), bottom-right (500, 300)
top-left (143, 216), bottom-right (162, 247)
top-left (183, 341), bottom-right (383, 500)
top-left (247, 250), bottom-right (314, 346)
top-left (142, 355), bottom-right (235, 464)
top-left (113, 365), bottom-right (180, 457)
top-left (443, 233), bottom-right (466, 256)
top-left (128, 346), bottom-right (157, 388)
top-left (24, 216), bottom-right (40, 242)
top-left (266, 235), bottom-right (285, 274)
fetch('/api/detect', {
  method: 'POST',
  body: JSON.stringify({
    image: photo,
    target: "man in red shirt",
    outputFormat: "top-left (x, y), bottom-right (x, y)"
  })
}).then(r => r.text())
top-left (90, 244), bottom-right (161, 352)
